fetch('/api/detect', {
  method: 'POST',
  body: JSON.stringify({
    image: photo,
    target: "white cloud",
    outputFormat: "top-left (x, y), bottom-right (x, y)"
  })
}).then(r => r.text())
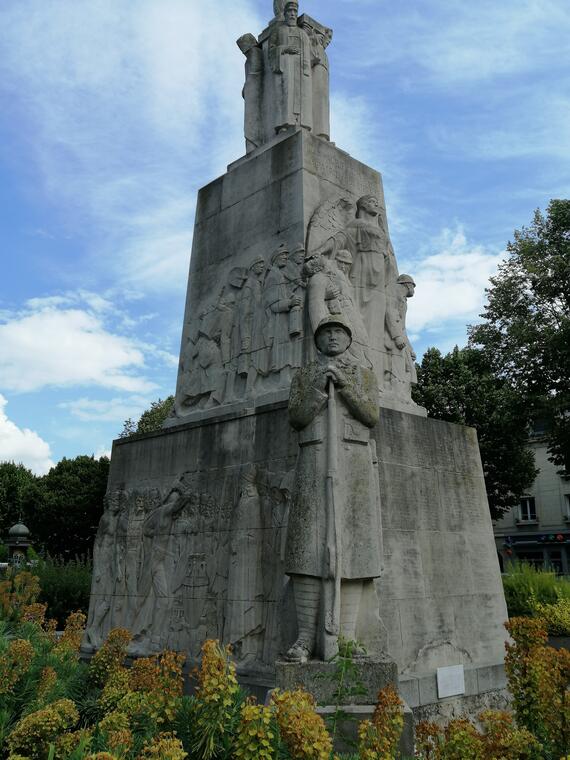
top-left (354, 0), bottom-right (570, 88)
top-left (94, 446), bottom-right (112, 460)
top-left (60, 396), bottom-right (151, 423)
top-left (405, 226), bottom-right (505, 333)
top-left (0, 300), bottom-right (157, 394)
top-left (0, 394), bottom-right (54, 475)
top-left (0, 0), bottom-right (263, 292)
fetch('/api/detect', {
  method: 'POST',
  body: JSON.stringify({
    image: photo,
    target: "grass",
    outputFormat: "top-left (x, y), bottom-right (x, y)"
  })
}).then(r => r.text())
top-left (502, 561), bottom-right (570, 617)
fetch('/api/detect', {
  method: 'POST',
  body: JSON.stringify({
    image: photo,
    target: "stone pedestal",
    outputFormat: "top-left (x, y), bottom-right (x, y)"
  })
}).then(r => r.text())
top-left (275, 656), bottom-right (398, 705)
top-left (275, 658), bottom-right (413, 755)
top-left (84, 402), bottom-right (509, 722)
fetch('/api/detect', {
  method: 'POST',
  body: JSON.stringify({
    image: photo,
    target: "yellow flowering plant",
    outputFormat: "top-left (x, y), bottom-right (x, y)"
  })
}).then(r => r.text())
top-left (7, 698), bottom-right (79, 759)
top-left (233, 699), bottom-right (275, 760)
top-left (358, 685), bottom-right (404, 760)
top-left (191, 639), bottom-right (241, 760)
top-left (271, 688), bottom-right (333, 760)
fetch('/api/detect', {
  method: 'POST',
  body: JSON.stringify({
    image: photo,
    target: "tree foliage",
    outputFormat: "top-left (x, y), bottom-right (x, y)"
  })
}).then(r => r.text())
top-left (0, 462), bottom-right (36, 538)
top-left (469, 199), bottom-right (570, 473)
top-left (119, 396), bottom-right (175, 439)
top-left (413, 346), bottom-right (537, 521)
top-left (21, 455), bottom-right (109, 558)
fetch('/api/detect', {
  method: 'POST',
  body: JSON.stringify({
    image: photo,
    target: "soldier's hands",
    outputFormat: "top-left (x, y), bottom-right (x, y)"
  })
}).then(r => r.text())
top-left (285, 46), bottom-right (300, 55)
top-left (326, 365), bottom-right (347, 388)
top-left (395, 336), bottom-right (407, 350)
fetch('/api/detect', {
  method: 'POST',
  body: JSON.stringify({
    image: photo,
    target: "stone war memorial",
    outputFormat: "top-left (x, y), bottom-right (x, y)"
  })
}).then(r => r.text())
top-left (83, 0), bottom-right (510, 736)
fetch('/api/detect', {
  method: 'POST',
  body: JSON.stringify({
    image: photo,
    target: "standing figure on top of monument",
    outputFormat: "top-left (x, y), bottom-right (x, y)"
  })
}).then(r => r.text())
top-left (265, 244), bottom-right (302, 386)
top-left (312, 195), bottom-right (398, 389)
top-left (285, 317), bottom-right (383, 663)
top-left (237, 255), bottom-right (270, 397)
top-left (306, 20), bottom-right (332, 140)
top-left (385, 274), bottom-right (418, 400)
top-left (237, 34), bottom-right (264, 154)
top-left (269, 1), bottom-right (314, 135)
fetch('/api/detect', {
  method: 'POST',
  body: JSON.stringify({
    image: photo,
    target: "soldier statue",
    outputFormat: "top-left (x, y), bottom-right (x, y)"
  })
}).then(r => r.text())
top-left (285, 317), bottom-right (383, 662)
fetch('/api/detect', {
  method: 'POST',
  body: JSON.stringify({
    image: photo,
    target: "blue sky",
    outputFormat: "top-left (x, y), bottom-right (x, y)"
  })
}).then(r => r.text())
top-left (0, 0), bottom-right (568, 474)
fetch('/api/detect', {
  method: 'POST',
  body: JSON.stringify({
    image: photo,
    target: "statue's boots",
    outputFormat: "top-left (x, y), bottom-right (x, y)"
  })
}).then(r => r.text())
top-left (340, 580), bottom-right (368, 659)
top-left (285, 575), bottom-right (320, 663)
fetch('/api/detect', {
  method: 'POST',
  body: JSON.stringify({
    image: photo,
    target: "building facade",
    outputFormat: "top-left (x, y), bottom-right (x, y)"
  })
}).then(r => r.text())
top-left (494, 429), bottom-right (570, 574)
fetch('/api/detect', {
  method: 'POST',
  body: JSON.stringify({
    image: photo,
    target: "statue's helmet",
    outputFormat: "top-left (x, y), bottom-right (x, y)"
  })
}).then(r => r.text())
top-left (397, 274), bottom-right (416, 286)
top-left (284, 0), bottom-right (299, 10)
top-left (249, 255), bottom-right (265, 270)
top-left (335, 249), bottom-right (353, 265)
top-left (314, 316), bottom-right (353, 344)
top-left (271, 243), bottom-right (289, 264)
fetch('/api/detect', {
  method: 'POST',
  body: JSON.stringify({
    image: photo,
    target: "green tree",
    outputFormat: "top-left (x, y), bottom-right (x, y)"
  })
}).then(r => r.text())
top-left (119, 395), bottom-right (175, 438)
top-left (469, 200), bottom-right (570, 473)
top-left (413, 346), bottom-right (538, 521)
top-left (0, 462), bottom-right (37, 538)
top-left (22, 455), bottom-right (109, 558)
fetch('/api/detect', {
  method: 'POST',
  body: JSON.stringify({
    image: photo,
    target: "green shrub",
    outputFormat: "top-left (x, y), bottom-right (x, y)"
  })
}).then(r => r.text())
top-left (34, 557), bottom-right (92, 627)
top-left (502, 561), bottom-right (570, 617)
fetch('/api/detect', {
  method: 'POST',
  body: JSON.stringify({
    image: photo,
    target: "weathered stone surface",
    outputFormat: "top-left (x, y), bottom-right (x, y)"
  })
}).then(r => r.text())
top-left (275, 656), bottom-right (397, 705)
top-left (84, 405), bottom-right (509, 696)
top-left (238, 5), bottom-right (332, 153)
top-left (316, 704), bottom-right (415, 757)
top-left (284, 320), bottom-right (383, 662)
top-left (168, 130), bottom-right (425, 426)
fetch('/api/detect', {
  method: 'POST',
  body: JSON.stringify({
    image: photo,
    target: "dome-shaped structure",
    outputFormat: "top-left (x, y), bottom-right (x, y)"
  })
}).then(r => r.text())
top-left (8, 522), bottom-right (30, 539)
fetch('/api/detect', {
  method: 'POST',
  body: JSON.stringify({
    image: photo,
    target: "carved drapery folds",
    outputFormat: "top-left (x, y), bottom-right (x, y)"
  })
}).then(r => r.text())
top-left (238, 6), bottom-right (333, 152)
top-left (84, 467), bottom-right (293, 670)
top-left (173, 192), bottom-right (419, 421)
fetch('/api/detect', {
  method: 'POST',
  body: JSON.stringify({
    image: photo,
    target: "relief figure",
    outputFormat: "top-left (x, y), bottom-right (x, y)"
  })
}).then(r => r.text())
top-left (385, 274), bottom-right (418, 399)
top-left (265, 244), bottom-right (303, 386)
top-left (223, 467), bottom-right (265, 664)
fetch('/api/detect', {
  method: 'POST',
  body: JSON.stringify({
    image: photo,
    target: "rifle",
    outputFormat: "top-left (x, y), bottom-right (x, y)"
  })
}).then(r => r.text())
top-left (321, 377), bottom-right (341, 660)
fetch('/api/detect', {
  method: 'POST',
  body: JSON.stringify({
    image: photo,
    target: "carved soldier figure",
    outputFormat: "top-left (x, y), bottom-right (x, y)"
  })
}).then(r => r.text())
top-left (265, 244), bottom-right (302, 385)
top-left (313, 195), bottom-right (398, 390)
top-left (385, 274), bottom-right (418, 398)
top-left (269, 1), bottom-right (314, 135)
top-left (306, 252), bottom-right (369, 367)
top-left (237, 256), bottom-right (269, 396)
top-left (284, 243), bottom-right (307, 363)
top-left (285, 317), bottom-right (383, 662)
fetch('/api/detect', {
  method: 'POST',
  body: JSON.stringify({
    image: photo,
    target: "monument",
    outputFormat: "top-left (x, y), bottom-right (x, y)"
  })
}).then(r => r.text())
top-left (84, 0), bottom-right (510, 727)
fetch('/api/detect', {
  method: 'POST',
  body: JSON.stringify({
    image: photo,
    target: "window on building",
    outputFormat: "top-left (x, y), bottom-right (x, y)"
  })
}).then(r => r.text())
top-left (519, 496), bottom-right (537, 522)
top-left (565, 494), bottom-right (570, 519)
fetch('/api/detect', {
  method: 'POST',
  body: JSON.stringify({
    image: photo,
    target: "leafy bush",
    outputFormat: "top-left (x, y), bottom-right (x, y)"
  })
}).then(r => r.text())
top-left (502, 561), bottom-right (570, 617)
top-left (0, 573), bottom-right (568, 760)
top-left (530, 594), bottom-right (570, 636)
top-left (34, 557), bottom-right (92, 627)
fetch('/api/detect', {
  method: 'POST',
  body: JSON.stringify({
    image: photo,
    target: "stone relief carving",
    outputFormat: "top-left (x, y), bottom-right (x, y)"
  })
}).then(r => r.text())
top-left (285, 317), bottom-right (384, 662)
top-left (306, 194), bottom-right (421, 411)
top-left (85, 467), bottom-right (296, 669)
top-left (171, 191), bottom-right (421, 421)
top-left (238, 2), bottom-right (332, 153)
top-left (385, 274), bottom-right (418, 401)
